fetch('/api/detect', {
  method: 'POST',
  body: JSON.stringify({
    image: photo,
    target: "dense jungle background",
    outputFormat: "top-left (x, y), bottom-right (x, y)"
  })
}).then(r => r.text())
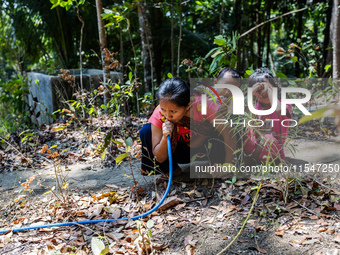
top-left (1, 1), bottom-right (340, 255)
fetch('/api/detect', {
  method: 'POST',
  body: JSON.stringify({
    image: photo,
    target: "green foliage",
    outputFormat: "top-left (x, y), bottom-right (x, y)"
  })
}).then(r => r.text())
top-left (139, 92), bottom-right (153, 114)
top-left (101, 6), bottom-right (129, 27)
top-left (225, 175), bottom-right (237, 185)
top-left (0, 0), bottom-right (335, 137)
top-left (5, 0), bottom-right (100, 70)
top-left (104, 79), bottom-right (134, 116)
top-left (276, 42), bottom-right (324, 78)
top-left (0, 76), bottom-right (32, 135)
top-left (2, 0), bottom-right (333, 82)
top-left (50, 0), bottom-right (85, 11)
top-left (206, 32), bottom-right (239, 75)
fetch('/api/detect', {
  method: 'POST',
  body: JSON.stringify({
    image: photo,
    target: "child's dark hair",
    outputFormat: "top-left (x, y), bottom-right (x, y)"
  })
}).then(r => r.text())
top-left (157, 77), bottom-right (190, 107)
top-left (217, 67), bottom-right (241, 79)
top-left (248, 67), bottom-right (276, 87)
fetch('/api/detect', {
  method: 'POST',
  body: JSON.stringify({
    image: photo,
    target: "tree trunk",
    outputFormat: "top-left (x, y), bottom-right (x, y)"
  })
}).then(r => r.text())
top-left (322, 0), bottom-right (332, 78)
top-left (120, 23), bottom-right (124, 75)
top-left (219, 0), bottom-right (224, 34)
top-left (256, 0), bottom-right (262, 68)
top-left (127, 22), bottom-right (139, 115)
top-left (171, 0), bottom-right (174, 74)
top-left (250, 3), bottom-right (255, 67)
top-left (177, 0), bottom-right (182, 76)
top-left (142, 1), bottom-right (156, 88)
top-left (332, 0), bottom-right (340, 80)
top-left (95, 0), bottom-right (109, 106)
top-left (153, 2), bottom-right (163, 85)
top-left (295, 0), bottom-right (305, 77)
top-left (265, 1), bottom-right (271, 67)
top-left (76, 4), bottom-right (85, 118)
top-left (240, 0), bottom-right (248, 71)
top-left (56, 7), bottom-right (68, 67)
top-left (137, 1), bottom-right (153, 93)
top-left (235, 0), bottom-right (241, 69)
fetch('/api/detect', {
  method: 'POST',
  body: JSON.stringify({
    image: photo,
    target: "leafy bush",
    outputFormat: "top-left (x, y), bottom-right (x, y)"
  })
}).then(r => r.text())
top-left (0, 75), bottom-right (32, 135)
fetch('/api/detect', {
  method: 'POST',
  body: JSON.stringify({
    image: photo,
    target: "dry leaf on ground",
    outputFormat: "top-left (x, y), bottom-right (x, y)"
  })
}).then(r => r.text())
top-left (158, 196), bottom-right (183, 211)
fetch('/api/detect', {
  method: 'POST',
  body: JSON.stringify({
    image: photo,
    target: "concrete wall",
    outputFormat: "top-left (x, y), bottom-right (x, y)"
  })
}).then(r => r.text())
top-left (27, 69), bottom-right (123, 125)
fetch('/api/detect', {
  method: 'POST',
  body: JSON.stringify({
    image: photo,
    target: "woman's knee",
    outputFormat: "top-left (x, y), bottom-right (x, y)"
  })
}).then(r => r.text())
top-left (140, 123), bottom-right (152, 142)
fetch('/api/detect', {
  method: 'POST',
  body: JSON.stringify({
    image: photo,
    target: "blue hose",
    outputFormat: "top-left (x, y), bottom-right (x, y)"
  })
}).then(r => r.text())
top-left (0, 136), bottom-right (173, 234)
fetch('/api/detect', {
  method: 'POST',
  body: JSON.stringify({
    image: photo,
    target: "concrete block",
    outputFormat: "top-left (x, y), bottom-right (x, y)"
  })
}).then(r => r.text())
top-left (26, 69), bottom-right (123, 125)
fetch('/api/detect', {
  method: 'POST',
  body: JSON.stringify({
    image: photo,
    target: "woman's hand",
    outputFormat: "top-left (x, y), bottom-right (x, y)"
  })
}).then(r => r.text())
top-left (162, 119), bottom-right (174, 138)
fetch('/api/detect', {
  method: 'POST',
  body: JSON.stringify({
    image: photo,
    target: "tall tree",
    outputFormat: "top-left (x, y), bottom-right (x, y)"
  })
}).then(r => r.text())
top-left (76, 2), bottom-right (85, 118)
top-left (265, 0), bottom-right (271, 67)
top-left (294, 0), bottom-right (306, 77)
top-left (95, 0), bottom-right (109, 106)
top-left (332, 0), bottom-right (340, 79)
top-left (322, 0), bottom-right (333, 78)
top-left (177, 0), bottom-right (182, 76)
top-left (137, 1), bottom-right (155, 93)
top-left (219, 0), bottom-right (224, 35)
top-left (256, 0), bottom-right (262, 68)
top-left (171, 0), bottom-right (174, 74)
top-left (152, 1), bottom-right (163, 85)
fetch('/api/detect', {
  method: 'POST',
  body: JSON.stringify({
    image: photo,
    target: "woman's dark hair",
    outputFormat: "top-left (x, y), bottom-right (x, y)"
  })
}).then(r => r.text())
top-left (248, 67), bottom-right (276, 87)
top-left (217, 67), bottom-right (241, 79)
top-left (157, 77), bottom-right (190, 107)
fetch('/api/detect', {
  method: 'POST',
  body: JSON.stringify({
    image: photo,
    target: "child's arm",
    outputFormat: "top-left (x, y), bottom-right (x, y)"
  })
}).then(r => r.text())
top-left (151, 120), bottom-right (173, 163)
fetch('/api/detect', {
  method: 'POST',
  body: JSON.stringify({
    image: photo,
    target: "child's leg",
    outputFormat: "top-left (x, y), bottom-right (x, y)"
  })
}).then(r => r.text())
top-left (139, 123), bottom-right (185, 175)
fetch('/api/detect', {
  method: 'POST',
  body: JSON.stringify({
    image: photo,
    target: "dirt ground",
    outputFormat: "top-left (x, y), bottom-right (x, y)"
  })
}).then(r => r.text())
top-left (0, 137), bottom-right (340, 255)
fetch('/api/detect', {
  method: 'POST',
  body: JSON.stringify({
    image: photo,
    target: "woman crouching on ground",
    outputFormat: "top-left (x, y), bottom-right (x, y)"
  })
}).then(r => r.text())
top-left (139, 77), bottom-right (237, 177)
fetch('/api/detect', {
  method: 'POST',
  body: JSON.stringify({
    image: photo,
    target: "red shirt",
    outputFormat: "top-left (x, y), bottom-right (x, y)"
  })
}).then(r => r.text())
top-left (148, 95), bottom-right (220, 142)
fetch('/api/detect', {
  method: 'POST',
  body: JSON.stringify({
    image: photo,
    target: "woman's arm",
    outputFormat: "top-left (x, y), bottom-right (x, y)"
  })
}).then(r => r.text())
top-left (151, 120), bottom-right (173, 163)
